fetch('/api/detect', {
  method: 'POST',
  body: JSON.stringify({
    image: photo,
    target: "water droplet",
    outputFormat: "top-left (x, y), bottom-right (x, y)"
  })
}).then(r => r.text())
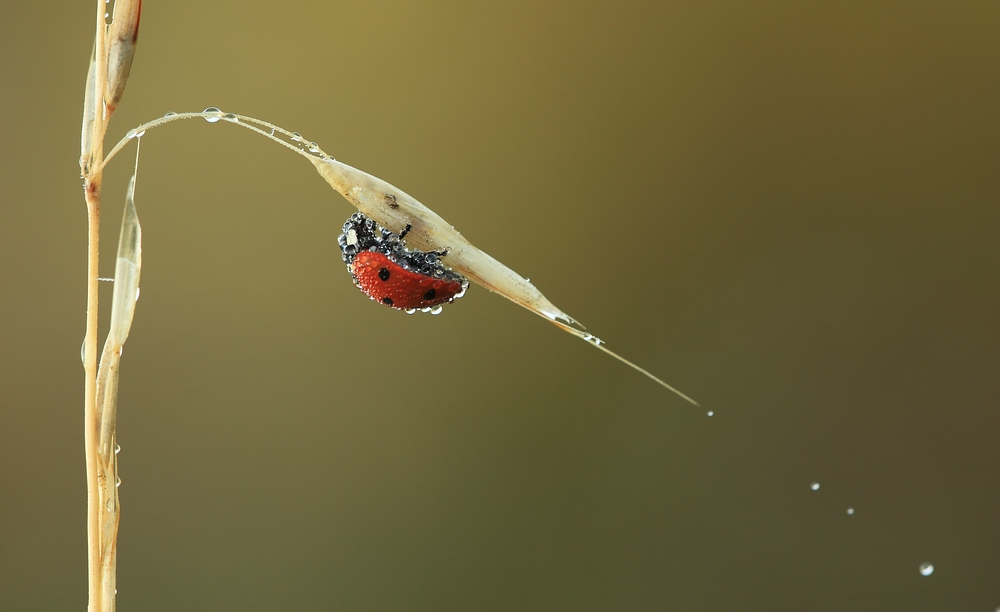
top-left (135, 129), bottom-right (146, 138)
top-left (105, 499), bottom-right (114, 512)
top-left (223, 113), bottom-right (239, 123)
top-left (164, 111), bottom-right (177, 117)
top-left (115, 443), bottom-right (121, 454)
top-left (135, 287), bottom-right (140, 301)
top-left (290, 132), bottom-right (302, 142)
top-left (105, 12), bottom-right (109, 18)
top-left (810, 482), bottom-right (820, 491)
top-left (202, 107), bottom-right (222, 122)
top-left (706, 410), bottom-right (714, 417)
top-left (420, 307), bottom-right (431, 313)
top-left (125, 128), bottom-right (137, 139)
top-left (846, 508), bottom-right (855, 515)
top-left (115, 476), bottom-right (121, 487)
top-left (405, 308), bottom-right (416, 315)
top-left (919, 562), bottom-right (934, 576)
top-left (119, 345), bottom-right (124, 357)
top-left (308, 142), bottom-right (320, 153)
top-left (430, 306), bottom-right (443, 315)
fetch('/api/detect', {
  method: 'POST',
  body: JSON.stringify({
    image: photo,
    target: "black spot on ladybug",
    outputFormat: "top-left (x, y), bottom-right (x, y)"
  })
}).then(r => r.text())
top-left (424, 288), bottom-right (436, 300)
top-left (382, 297), bottom-right (393, 305)
top-left (378, 268), bottom-right (390, 281)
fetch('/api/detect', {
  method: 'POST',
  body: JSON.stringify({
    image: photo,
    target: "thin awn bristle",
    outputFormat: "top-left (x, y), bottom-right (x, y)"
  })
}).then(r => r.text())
top-left (551, 320), bottom-right (700, 407)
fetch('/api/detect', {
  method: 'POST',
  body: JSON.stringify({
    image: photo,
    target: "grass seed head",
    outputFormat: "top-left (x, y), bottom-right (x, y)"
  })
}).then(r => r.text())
top-left (104, 0), bottom-right (142, 118)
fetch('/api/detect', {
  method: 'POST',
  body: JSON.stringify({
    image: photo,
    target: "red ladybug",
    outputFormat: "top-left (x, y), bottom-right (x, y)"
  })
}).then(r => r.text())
top-left (338, 212), bottom-right (468, 313)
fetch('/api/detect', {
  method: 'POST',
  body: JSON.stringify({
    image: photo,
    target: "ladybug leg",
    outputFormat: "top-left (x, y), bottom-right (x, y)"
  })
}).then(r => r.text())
top-left (398, 224), bottom-right (413, 241)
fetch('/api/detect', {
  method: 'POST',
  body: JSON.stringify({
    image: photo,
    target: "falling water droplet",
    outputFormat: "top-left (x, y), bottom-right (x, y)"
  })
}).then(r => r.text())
top-left (810, 482), bottom-right (820, 491)
top-left (919, 562), bottom-right (934, 576)
top-left (706, 410), bottom-right (714, 417)
top-left (846, 508), bottom-right (855, 515)
top-left (202, 107), bottom-right (223, 122)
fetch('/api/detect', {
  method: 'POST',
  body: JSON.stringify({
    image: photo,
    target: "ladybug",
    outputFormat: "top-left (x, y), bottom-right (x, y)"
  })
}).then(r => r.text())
top-left (337, 212), bottom-right (468, 313)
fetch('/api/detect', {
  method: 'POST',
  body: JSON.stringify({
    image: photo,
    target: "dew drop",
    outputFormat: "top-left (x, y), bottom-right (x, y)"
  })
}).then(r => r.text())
top-left (430, 306), bottom-right (443, 315)
top-left (846, 508), bottom-right (855, 515)
top-left (135, 287), bottom-right (140, 301)
top-left (405, 308), bottom-right (416, 315)
top-left (706, 410), bottom-right (714, 417)
top-left (223, 113), bottom-right (239, 123)
top-left (164, 111), bottom-right (177, 117)
top-left (202, 107), bottom-right (223, 122)
top-left (125, 128), bottom-right (137, 139)
top-left (115, 443), bottom-right (121, 455)
top-left (105, 499), bottom-right (114, 512)
top-left (420, 307), bottom-right (431, 313)
top-left (810, 482), bottom-right (820, 491)
top-left (308, 141), bottom-right (320, 152)
top-left (81, 338), bottom-right (87, 364)
top-left (919, 562), bottom-right (934, 576)
top-left (115, 476), bottom-right (121, 488)
top-left (290, 132), bottom-right (303, 142)
top-left (135, 130), bottom-right (146, 138)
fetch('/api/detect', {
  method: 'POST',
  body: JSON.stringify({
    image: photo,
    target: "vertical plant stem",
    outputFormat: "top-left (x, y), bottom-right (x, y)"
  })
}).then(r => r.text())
top-left (83, 0), bottom-right (109, 610)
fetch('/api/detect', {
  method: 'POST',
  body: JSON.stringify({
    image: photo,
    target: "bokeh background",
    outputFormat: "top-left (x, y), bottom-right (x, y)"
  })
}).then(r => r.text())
top-left (2, 1), bottom-right (998, 610)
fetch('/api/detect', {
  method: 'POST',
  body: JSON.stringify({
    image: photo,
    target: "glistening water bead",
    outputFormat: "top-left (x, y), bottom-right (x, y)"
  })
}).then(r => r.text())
top-left (810, 482), bottom-right (820, 491)
top-left (919, 562), bottom-right (934, 576)
top-left (202, 107), bottom-right (223, 123)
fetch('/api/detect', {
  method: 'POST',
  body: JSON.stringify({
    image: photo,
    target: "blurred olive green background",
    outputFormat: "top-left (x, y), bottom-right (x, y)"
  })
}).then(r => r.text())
top-left (2, 1), bottom-right (998, 610)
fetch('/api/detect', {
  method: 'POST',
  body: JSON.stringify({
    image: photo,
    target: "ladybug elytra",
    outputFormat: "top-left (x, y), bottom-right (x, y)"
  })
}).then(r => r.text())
top-left (337, 212), bottom-right (468, 313)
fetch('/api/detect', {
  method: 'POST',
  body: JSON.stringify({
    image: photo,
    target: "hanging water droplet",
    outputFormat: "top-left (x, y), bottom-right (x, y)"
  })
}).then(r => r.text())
top-left (420, 307), bottom-right (431, 313)
top-left (810, 482), bottom-right (820, 491)
top-left (223, 113), bottom-right (239, 123)
top-left (430, 306), bottom-right (443, 315)
top-left (164, 111), bottom-right (177, 117)
top-left (125, 128), bottom-right (137, 139)
top-left (846, 507), bottom-right (855, 515)
top-left (115, 443), bottom-right (121, 454)
top-left (202, 107), bottom-right (223, 122)
top-left (135, 130), bottom-right (146, 138)
top-left (706, 410), bottom-right (714, 417)
top-left (405, 308), bottom-right (416, 314)
top-left (115, 476), bottom-right (121, 488)
top-left (308, 141), bottom-right (320, 152)
top-left (290, 132), bottom-right (303, 142)
top-left (919, 562), bottom-right (934, 576)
